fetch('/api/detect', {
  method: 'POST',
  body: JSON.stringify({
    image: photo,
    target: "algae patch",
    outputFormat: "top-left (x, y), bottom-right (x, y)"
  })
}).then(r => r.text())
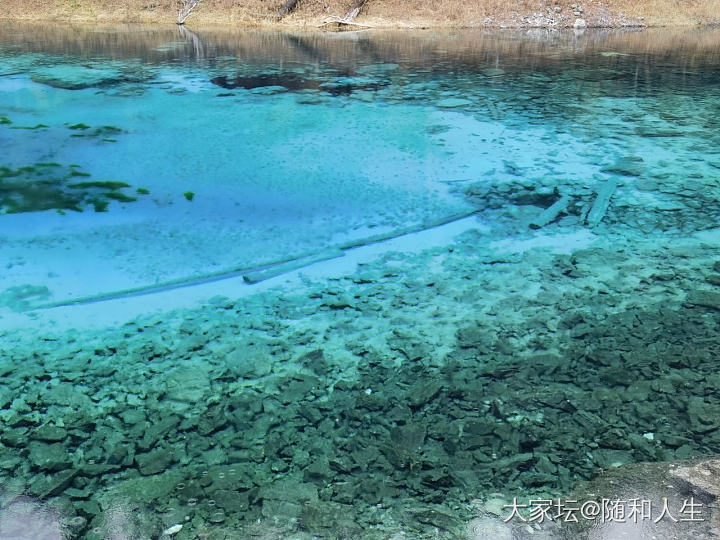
top-left (0, 164), bottom-right (145, 214)
top-left (67, 124), bottom-right (125, 139)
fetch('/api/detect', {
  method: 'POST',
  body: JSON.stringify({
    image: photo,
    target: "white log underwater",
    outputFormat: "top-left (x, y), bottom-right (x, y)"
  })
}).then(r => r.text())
top-left (529, 195), bottom-right (570, 229)
top-left (585, 179), bottom-right (618, 228)
top-left (32, 208), bottom-right (481, 310)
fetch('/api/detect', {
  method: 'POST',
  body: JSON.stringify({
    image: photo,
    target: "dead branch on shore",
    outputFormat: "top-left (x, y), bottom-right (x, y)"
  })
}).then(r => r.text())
top-left (177, 0), bottom-right (202, 25)
top-left (320, 0), bottom-right (373, 27)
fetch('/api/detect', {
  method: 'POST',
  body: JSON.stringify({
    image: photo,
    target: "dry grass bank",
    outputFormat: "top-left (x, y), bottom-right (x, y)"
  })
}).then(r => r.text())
top-left (1, 0), bottom-right (719, 28)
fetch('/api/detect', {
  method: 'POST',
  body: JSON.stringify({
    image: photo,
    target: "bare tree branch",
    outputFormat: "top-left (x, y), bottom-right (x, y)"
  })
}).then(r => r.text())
top-left (342, 0), bottom-right (369, 23)
top-left (177, 0), bottom-right (202, 25)
top-left (321, 0), bottom-right (371, 26)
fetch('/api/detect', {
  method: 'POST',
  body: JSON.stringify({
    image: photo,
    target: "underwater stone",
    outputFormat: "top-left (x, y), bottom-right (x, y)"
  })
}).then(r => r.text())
top-left (303, 456), bottom-right (332, 481)
top-left (300, 502), bottom-right (359, 533)
top-left (43, 383), bottom-right (94, 410)
top-left (28, 442), bottom-right (72, 472)
top-left (0, 285), bottom-right (51, 311)
top-left (165, 365), bottom-right (211, 405)
top-left (29, 468), bottom-right (79, 498)
top-left (31, 65), bottom-right (152, 90)
top-left (31, 425), bottom-right (68, 442)
top-left (261, 499), bottom-right (302, 519)
top-left (139, 415), bottom-right (180, 450)
top-left (601, 156), bottom-right (644, 177)
top-left (81, 463), bottom-right (120, 477)
top-left (592, 449), bottom-right (633, 468)
top-left (685, 290), bottom-right (720, 311)
top-left (212, 489), bottom-right (249, 513)
top-left (258, 478), bottom-right (318, 504)
top-left (406, 379), bottom-right (442, 408)
top-left (105, 470), bottom-right (185, 505)
top-left (407, 506), bottom-right (465, 534)
top-left (436, 98), bottom-right (472, 108)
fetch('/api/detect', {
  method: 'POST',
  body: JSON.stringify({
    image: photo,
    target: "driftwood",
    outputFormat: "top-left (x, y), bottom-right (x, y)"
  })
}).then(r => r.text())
top-left (177, 0), bottom-right (202, 25)
top-left (585, 179), bottom-right (618, 228)
top-left (529, 195), bottom-right (570, 229)
top-left (277, 0), bottom-right (300, 19)
top-left (321, 0), bottom-right (371, 27)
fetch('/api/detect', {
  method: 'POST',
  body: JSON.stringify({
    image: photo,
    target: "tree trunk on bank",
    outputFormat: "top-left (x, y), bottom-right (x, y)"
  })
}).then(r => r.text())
top-left (277, 0), bottom-right (300, 19)
top-left (177, 0), bottom-right (203, 25)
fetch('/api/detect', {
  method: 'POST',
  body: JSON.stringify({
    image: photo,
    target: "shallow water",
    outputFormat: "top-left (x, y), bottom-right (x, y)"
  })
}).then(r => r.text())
top-left (1, 23), bottom-right (720, 539)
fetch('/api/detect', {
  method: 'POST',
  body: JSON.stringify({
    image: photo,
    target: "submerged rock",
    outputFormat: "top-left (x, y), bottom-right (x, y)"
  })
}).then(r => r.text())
top-left (436, 97), bottom-right (472, 108)
top-left (0, 284), bottom-right (50, 311)
top-left (31, 64), bottom-right (153, 90)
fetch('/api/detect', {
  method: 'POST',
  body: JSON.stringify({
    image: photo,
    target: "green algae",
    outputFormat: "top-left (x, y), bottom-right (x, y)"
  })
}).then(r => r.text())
top-left (10, 123), bottom-right (49, 130)
top-left (0, 116), bottom-right (11, 125)
top-left (183, 191), bottom-right (195, 201)
top-left (104, 191), bottom-right (137, 203)
top-left (0, 164), bottom-right (143, 214)
top-left (69, 124), bottom-right (125, 139)
top-left (136, 187), bottom-right (150, 194)
top-left (68, 181), bottom-right (131, 190)
top-left (89, 198), bottom-right (109, 212)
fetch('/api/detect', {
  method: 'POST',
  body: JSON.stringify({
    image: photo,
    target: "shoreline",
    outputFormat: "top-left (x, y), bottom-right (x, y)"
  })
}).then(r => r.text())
top-left (2, 0), bottom-right (719, 30)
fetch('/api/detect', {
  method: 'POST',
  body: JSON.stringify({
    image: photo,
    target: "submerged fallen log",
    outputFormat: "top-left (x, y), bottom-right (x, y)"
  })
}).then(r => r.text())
top-left (585, 179), bottom-right (618, 228)
top-left (33, 207), bottom-right (483, 309)
top-left (242, 248), bottom-right (345, 284)
top-left (529, 195), bottom-right (570, 229)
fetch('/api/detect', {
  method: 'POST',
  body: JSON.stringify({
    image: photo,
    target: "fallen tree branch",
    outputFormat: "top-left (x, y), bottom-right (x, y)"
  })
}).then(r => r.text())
top-left (320, 0), bottom-right (371, 27)
top-left (177, 0), bottom-right (202, 25)
top-left (319, 18), bottom-right (376, 27)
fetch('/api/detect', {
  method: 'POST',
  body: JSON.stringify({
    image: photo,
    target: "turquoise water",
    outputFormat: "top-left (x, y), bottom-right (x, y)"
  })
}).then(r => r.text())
top-left (1, 23), bottom-right (720, 539)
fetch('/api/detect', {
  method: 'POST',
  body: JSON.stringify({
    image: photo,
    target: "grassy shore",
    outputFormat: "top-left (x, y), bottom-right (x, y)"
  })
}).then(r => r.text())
top-left (2, 0), bottom-right (719, 28)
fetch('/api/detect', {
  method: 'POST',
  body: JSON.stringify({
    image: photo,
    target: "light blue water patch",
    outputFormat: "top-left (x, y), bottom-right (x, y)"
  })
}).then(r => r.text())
top-left (0, 27), bottom-right (719, 307)
top-left (2, 24), bottom-right (720, 540)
